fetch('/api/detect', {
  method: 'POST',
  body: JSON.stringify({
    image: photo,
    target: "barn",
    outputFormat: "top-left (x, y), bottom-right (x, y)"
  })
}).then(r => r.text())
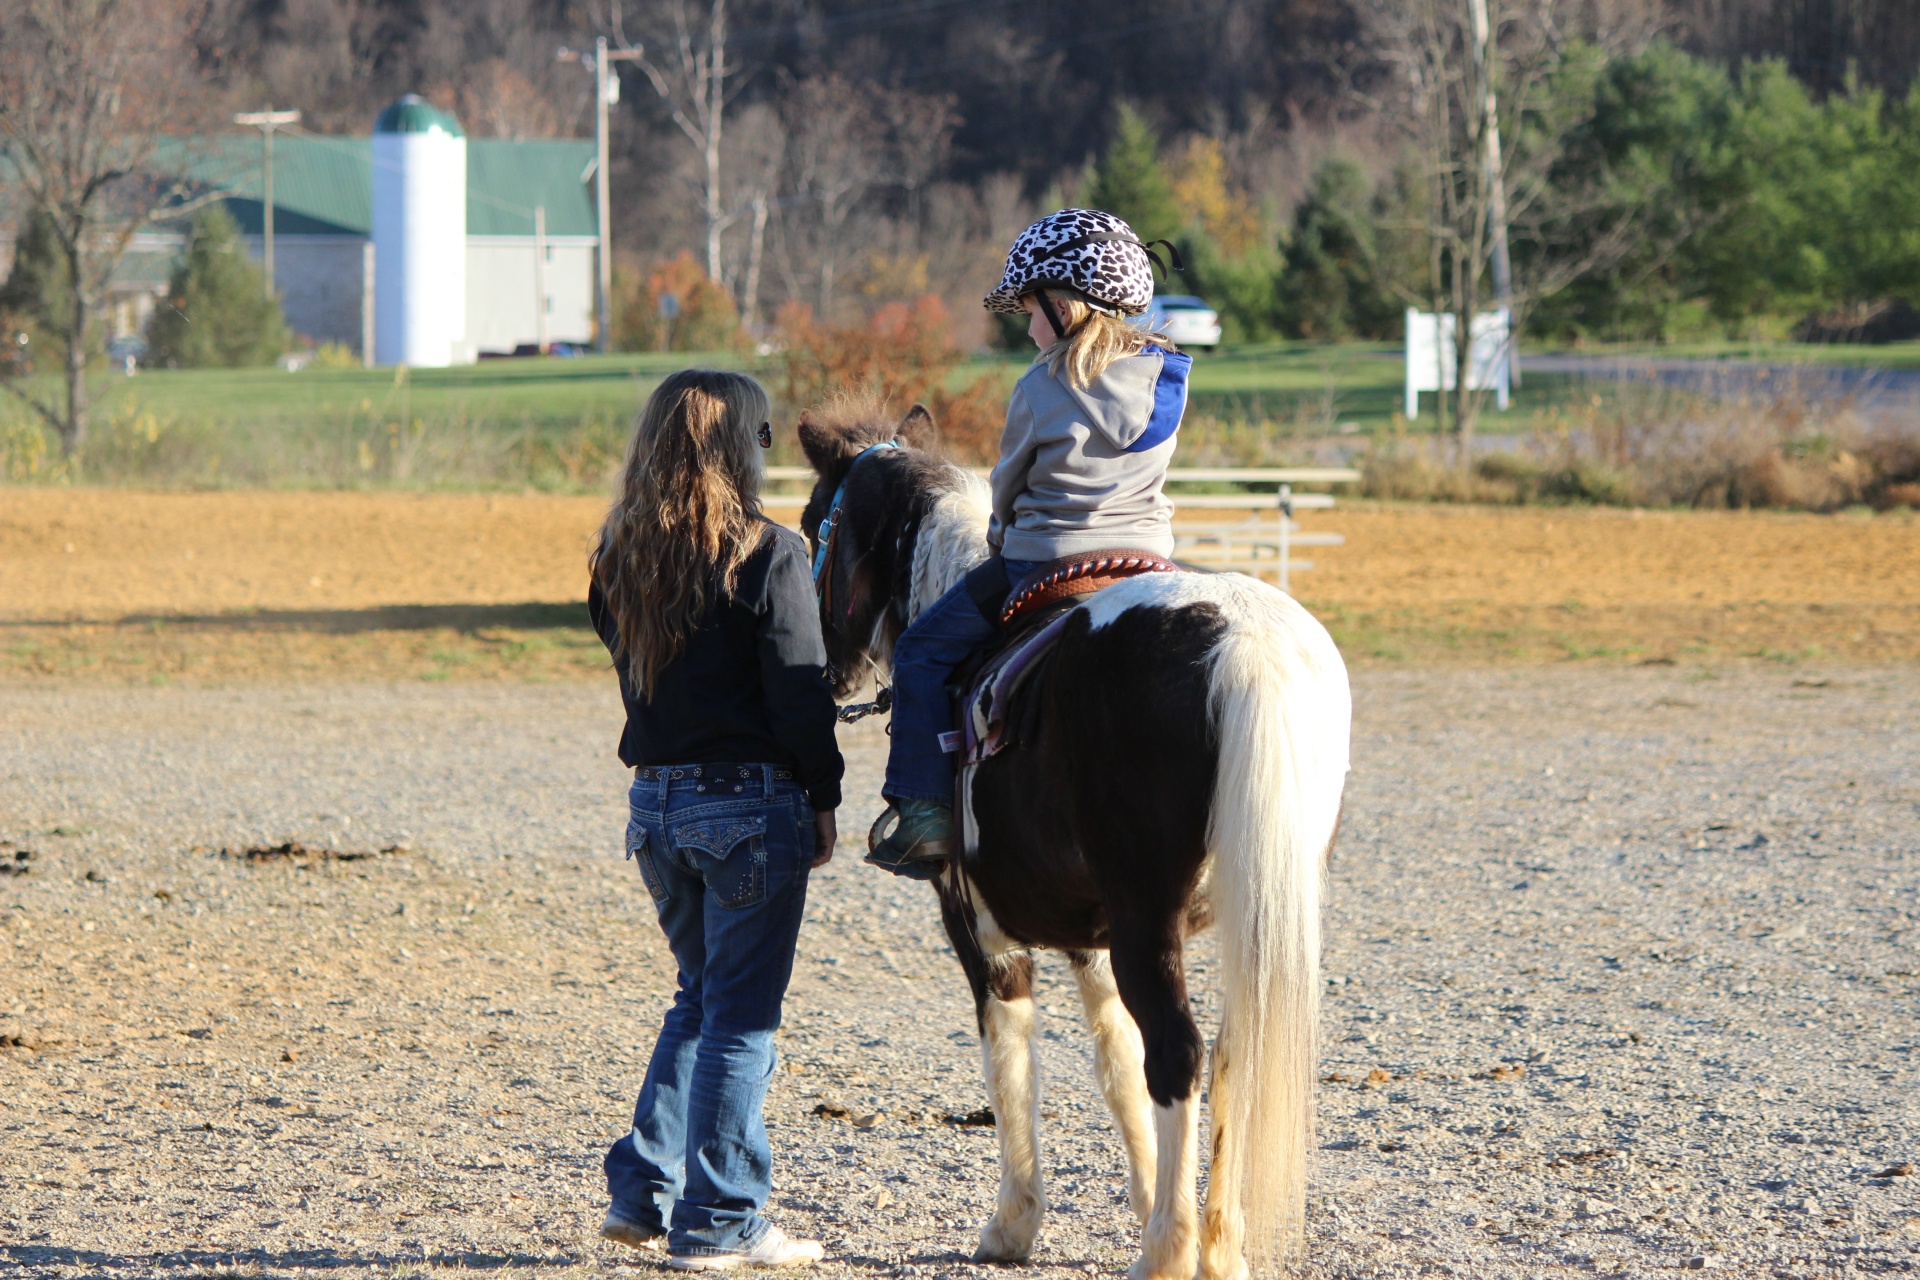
top-left (113, 96), bottom-right (599, 366)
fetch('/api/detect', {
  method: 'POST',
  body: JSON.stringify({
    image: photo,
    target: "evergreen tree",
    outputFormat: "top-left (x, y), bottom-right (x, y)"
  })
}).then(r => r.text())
top-left (1085, 104), bottom-right (1181, 246)
top-left (0, 207), bottom-right (83, 372)
top-left (145, 204), bottom-right (290, 368)
top-left (1278, 157), bottom-right (1402, 340)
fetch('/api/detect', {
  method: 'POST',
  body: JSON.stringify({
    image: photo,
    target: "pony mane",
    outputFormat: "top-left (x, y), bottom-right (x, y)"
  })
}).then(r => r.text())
top-left (798, 391), bottom-right (995, 681)
top-left (796, 388), bottom-right (908, 452)
top-left (909, 469), bottom-right (992, 622)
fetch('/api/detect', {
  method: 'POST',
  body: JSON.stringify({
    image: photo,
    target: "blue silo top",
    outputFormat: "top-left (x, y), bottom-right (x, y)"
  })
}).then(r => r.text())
top-left (374, 94), bottom-right (465, 138)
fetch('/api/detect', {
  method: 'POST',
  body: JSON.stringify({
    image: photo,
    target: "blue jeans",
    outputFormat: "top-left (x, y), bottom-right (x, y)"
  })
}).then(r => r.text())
top-left (604, 765), bottom-right (814, 1256)
top-left (883, 557), bottom-right (1038, 804)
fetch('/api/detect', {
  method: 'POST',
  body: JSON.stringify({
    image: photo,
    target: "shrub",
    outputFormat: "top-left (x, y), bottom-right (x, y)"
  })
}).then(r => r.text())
top-left (775, 294), bottom-right (1008, 463)
top-left (1358, 383), bottom-right (1920, 513)
top-left (145, 204), bottom-right (290, 368)
top-left (1361, 435), bottom-right (1521, 503)
top-left (1536, 461), bottom-right (1637, 506)
top-left (613, 251), bottom-right (743, 352)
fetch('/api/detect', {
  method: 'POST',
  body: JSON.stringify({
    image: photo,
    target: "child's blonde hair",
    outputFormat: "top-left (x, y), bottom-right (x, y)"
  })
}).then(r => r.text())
top-left (1033, 288), bottom-right (1175, 389)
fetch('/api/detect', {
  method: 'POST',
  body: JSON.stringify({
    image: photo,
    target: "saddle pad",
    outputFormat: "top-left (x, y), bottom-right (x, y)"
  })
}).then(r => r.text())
top-left (999, 550), bottom-right (1181, 628)
top-left (962, 608), bottom-right (1076, 766)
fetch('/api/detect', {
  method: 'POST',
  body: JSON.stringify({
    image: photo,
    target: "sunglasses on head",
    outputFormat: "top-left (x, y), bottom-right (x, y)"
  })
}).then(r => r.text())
top-left (757, 421), bottom-right (773, 449)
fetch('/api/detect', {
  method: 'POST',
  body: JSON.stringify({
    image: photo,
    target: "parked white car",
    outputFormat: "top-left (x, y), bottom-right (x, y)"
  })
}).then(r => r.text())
top-left (1143, 294), bottom-right (1222, 348)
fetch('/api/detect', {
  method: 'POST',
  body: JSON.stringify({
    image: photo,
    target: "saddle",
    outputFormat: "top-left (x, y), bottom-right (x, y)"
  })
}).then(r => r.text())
top-left (999, 550), bottom-right (1181, 628)
top-left (949, 550), bottom-right (1182, 767)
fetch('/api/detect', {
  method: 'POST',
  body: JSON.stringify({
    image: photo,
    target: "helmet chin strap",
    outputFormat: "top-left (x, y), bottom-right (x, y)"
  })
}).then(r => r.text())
top-left (1036, 290), bottom-right (1070, 341)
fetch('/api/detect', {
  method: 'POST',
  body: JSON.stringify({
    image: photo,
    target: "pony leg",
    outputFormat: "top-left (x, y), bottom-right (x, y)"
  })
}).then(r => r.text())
top-left (1068, 950), bottom-right (1156, 1224)
top-left (975, 950), bottom-right (1046, 1262)
top-left (1109, 923), bottom-right (1204, 1280)
top-left (1131, 1096), bottom-right (1199, 1280)
top-left (1199, 1022), bottom-right (1248, 1280)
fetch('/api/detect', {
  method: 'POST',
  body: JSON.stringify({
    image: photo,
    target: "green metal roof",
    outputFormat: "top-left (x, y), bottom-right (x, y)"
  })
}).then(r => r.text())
top-left (148, 133), bottom-right (595, 239)
top-left (374, 95), bottom-right (465, 137)
top-left (465, 141), bottom-right (598, 236)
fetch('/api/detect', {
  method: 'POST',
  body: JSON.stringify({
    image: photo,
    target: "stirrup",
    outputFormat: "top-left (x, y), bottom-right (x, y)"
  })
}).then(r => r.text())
top-left (864, 807), bottom-right (949, 881)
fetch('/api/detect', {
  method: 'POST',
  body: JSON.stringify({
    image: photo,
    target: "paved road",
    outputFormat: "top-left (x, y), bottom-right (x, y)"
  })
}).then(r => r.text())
top-left (1523, 353), bottom-right (1920, 419)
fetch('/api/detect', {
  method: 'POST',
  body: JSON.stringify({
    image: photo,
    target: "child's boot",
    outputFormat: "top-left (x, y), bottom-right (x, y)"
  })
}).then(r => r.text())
top-left (865, 799), bottom-right (954, 879)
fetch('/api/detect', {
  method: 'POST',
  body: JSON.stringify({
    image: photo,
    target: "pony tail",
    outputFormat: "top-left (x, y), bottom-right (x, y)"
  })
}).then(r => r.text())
top-left (1202, 578), bottom-right (1350, 1269)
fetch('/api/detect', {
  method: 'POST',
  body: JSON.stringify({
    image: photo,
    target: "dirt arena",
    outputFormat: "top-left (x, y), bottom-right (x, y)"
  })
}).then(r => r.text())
top-left (2, 489), bottom-right (1918, 1279)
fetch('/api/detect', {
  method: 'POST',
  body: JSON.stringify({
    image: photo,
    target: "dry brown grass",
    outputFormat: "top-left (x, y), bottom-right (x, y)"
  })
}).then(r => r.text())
top-left (1363, 385), bottom-right (1920, 512)
top-left (3, 490), bottom-right (1916, 682)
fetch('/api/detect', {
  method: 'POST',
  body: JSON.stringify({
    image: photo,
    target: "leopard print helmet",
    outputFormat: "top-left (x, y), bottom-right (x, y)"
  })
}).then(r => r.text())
top-left (983, 208), bottom-right (1179, 318)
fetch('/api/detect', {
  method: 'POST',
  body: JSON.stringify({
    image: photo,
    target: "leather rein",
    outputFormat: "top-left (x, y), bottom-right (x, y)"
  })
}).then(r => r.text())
top-left (812, 440), bottom-right (901, 724)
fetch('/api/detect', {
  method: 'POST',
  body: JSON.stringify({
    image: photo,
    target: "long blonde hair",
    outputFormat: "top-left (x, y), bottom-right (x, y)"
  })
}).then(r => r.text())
top-left (591, 369), bottom-right (771, 698)
top-left (1033, 288), bottom-right (1175, 389)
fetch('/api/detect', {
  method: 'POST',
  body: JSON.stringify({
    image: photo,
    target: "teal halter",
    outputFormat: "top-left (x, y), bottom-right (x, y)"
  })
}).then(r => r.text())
top-left (811, 440), bottom-right (901, 586)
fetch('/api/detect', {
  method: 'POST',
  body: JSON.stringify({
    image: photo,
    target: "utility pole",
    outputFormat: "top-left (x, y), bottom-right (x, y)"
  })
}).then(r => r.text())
top-left (233, 110), bottom-right (301, 299)
top-left (534, 205), bottom-right (549, 354)
top-left (560, 39), bottom-right (643, 353)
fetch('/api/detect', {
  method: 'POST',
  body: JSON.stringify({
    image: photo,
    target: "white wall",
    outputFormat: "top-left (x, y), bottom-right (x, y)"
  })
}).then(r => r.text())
top-left (245, 236), bottom-right (368, 352)
top-left (465, 237), bottom-right (596, 355)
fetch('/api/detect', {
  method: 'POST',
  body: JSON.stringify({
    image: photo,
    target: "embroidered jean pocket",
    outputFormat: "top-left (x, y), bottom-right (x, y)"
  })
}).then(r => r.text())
top-left (672, 815), bottom-right (768, 910)
top-left (627, 823), bottom-right (670, 906)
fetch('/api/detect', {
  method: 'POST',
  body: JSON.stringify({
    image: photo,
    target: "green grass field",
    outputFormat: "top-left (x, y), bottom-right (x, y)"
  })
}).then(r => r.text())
top-left (1548, 338), bottom-right (1920, 369)
top-left (10, 333), bottom-right (1898, 490)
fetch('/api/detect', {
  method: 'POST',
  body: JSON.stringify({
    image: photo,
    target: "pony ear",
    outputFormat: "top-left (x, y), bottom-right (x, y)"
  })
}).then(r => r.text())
top-left (899, 402), bottom-right (939, 449)
top-left (797, 411), bottom-right (850, 475)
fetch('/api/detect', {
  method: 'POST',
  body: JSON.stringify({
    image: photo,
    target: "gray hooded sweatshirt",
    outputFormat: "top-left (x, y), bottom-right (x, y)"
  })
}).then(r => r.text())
top-left (987, 345), bottom-right (1192, 563)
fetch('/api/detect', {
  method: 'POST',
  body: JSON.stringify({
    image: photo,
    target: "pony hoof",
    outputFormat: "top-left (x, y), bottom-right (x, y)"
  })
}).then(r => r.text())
top-left (1126, 1253), bottom-right (1195, 1280)
top-left (973, 1216), bottom-right (1037, 1264)
top-left (1198, 1256), bottom-right (1249, 1280)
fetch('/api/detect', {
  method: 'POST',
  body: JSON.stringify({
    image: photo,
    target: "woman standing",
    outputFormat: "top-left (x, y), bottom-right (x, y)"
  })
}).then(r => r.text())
top-left (590, 369), bottom-right (842, 1270)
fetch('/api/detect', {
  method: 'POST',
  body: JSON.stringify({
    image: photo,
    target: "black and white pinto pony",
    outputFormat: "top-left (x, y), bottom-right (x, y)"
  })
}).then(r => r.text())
top-left (798, 403), bottom-right (1352, 1280)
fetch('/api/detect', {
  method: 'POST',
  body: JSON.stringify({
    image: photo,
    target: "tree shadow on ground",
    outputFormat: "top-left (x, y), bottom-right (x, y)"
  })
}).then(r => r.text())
top-left (88, 602), bottom-right (595, 635)
top-left (2, 1243), bottom-right (583, 1272)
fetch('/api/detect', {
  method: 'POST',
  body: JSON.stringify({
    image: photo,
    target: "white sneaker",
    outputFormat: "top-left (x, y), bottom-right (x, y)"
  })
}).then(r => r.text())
top-left (668, 1226), bottom-right (826, 1271)
top-left (600, 1210), bottom-right (666, 1251)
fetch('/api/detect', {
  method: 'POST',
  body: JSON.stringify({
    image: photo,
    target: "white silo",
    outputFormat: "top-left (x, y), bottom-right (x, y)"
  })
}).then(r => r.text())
top-left (371, 95), bottom-right (468, 366)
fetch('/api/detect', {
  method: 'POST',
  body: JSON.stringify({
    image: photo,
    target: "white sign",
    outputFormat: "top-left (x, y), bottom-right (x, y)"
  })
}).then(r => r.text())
top-left (1405, 307), bottom-right (1511, 417)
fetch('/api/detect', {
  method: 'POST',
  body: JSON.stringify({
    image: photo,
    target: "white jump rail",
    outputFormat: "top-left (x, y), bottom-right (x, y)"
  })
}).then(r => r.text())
top-left (761, 465), bottom-right (1362, 592)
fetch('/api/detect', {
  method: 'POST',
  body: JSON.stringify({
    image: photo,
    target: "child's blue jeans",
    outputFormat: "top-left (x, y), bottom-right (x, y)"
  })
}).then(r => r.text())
top-left (883, 557), bottom-right (1039, 804)
top-left (604, 765), bottom-right (814, 1256)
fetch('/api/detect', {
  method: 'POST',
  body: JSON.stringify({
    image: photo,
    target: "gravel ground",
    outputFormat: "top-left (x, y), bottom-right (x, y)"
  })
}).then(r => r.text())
top-left (2, 665), bottom-right (1916, 1279)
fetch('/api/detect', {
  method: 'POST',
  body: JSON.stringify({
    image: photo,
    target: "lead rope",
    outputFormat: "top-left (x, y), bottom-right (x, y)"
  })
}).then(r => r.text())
top-left (838, 650), bottom-right (893, 723)
top-left (836, 684), bottom-right (892, 724)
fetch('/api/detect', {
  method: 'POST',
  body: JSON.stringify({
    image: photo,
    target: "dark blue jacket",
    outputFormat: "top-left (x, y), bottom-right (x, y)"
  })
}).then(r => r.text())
top-left (589, 520), bottom-right (844, 811)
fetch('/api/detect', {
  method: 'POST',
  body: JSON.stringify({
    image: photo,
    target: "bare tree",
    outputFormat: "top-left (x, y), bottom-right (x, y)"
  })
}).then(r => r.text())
top-left (718, 101), bottom-right (784, 329)
top-left (879, 89), bottom-right (958, 228)
top-left (763, 77), bottom-right (962, 322)
top-left (1356, 0), bottom-right (1662, 451)
top-left (611, 0), bottom-right (737, 282)
top-left (778, 75), bottom-right (887, 319)
top-left (0, 0), bottom-right (212, 455)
